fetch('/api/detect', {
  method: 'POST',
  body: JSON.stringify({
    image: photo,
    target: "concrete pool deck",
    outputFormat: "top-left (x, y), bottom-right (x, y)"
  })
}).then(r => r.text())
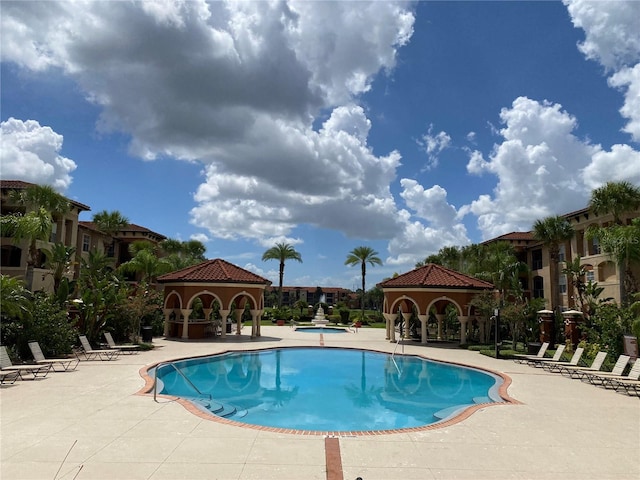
top-left (1, 326), bottom-right (638, 480)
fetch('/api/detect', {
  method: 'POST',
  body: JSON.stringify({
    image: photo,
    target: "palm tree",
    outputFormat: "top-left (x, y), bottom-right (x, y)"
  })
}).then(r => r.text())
top-left (345, 246), bottom-right (383, 323)
top-left (532, 215), bottom-right (575, 315)
top-left (0, 275), bottom-right (32, 321)
top-left (119, 241), bottom-right (172, 284)
top-left (589, 181), bottom-right (640, 225)
top-left (41, 243), bottom-right (76, 296)
top-left (262, 243), bottom-right (302, 307)
top-left (92, 210), bottom-right (129, 257)
top-left (159, 238), bottom-right (207, 271)
top-left (1, 184), bottom-right (70, 290)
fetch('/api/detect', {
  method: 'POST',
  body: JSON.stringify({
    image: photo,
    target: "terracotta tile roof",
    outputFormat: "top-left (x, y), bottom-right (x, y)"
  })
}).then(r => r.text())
top-left (378, 264), bottom-right (494, 289)
top-left (78, 221), bottom-right (166, 240)
top-left (481, 231), bottom-right (535, 244)
top-left (157, 258), bottom-right (272, 285)
top-left (1, 179), bottom-right (91, 211)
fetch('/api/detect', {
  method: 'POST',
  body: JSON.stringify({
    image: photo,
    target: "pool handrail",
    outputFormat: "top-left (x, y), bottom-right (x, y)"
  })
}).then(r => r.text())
top-left (154, 361), bottom-right (208, 402)
top-left (391, 335), bottom-right (403, 374)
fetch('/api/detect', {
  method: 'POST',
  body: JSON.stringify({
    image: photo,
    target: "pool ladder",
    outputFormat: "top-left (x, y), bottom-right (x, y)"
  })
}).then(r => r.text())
top-left (391, 334), bottom-right (404, 374)
top-left (153, 361), bottom-right (210, 402)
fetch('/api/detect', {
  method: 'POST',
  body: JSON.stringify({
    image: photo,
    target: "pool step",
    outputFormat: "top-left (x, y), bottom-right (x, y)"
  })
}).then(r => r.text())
top-left (433, 404), bottom-right (473, 420)
top-left (473, 396), bottom-right (492, 404)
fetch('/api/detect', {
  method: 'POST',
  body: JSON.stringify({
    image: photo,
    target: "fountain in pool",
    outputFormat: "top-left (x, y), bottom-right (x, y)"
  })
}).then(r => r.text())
top-left (312, 295), bottom-right (329, 326)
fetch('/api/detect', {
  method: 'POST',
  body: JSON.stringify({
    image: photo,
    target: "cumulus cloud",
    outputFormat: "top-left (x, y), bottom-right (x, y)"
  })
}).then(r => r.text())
top-left (460, 96), bottom-right (640, 239)
top-left (1, 0), bottom-right (414, 247)
top-left (564, 0), bottom-right (640, 142)
top-left (0, 117), bottom-right (77, 191)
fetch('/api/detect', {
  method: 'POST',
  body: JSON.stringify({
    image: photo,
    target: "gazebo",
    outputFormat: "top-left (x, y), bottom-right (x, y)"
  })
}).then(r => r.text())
top-left (157, 259), bottom-right (271, 340)
top-left (378, 264), bottom-right (494, 345)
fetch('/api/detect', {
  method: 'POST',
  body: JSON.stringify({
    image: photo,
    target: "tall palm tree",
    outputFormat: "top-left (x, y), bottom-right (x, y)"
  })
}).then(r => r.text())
top-left (119, 241), bottom-right (173, 284)
top-left (2, 184), bottom-right (70, 290)
top-left (532, 215), bottom-right (575, 314)
top-left (262, 242), bottom-right (302, 307)
top-left (159, 238), bottom-right (207, 270)
top-left (92, 210), bottom-right (129, 257)
top-left (345, 246), bottom-right (383, 323)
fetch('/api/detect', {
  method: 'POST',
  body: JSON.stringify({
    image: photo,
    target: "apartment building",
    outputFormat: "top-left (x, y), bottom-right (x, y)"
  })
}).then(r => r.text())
top-left (0, 180), bottom-right (165, 291)
top-left (265, 286), bottom-right (354, 308)
top-left (483, 206), bottom-right (640, 309)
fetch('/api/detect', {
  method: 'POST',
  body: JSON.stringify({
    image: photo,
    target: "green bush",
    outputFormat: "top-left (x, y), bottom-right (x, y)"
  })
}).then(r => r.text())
top-left (1, 293), bottom-right (77, 361)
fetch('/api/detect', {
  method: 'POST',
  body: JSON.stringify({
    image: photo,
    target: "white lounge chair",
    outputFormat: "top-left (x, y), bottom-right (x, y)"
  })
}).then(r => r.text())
top-left (608, 362), bottom-right (640, 395)
top-left (557, 351), bottom-right (607, 379)
top-left (586, 357), bottom-right (638, 390)
top-left (583, 355), bottom-right (631, 386)
top-left (527, 344), bottom-right (565, 368)
top-left (28, 341), bottom-right (79, 372)
top-left (541, 347), bottom-right (584, 373)
top-left (0, 369), bottom-right (20, 385)
top-left (104, 332), bottom-right (139, 354)
top-left (513, 342), bottom-right (549, 364)
top-left (0, 346), bottom-right (51, 379)
top-left (77, 335), bottom-right (119, 361)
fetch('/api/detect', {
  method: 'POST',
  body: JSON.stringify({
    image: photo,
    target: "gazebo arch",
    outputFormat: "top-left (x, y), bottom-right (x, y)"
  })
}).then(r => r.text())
top-left (157, 259), bottom-right (271, 340)
top-left (378, 264), bottom-right (494, 345)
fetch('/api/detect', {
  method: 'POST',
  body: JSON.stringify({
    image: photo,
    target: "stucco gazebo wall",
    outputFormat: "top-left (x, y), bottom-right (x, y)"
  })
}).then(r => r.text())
top-left (382, 287), bottom-right (490, 345)
top-left (161, 282), bottom-right (267, 340)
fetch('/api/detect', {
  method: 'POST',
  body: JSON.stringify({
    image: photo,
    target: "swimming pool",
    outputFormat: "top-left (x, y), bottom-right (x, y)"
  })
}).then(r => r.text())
top-left (295, 326), bottom-right (346, 333)
top-left (154, 347), bottom-right (506, 433)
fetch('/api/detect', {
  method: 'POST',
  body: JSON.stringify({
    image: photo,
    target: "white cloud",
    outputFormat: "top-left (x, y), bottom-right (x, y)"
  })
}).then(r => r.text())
top-left (564, 0), bottom-right (640, 143)
top-left (0, 117), bottom-right (76, 191)
top-left (1, 0), bottom-right (414, 248)
top-left (417, 124), bottom-right (451, 170)
top-left (582, 143), bottom-right (640, 189)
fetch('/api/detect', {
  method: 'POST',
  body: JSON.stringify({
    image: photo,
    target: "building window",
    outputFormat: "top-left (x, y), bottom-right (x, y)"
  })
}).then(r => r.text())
top-left (559, 274), bottom-right (567, 294)
top-left (532, 249), bottom-right (543, 270)
top-left (533, 276), bottom-right (544, 299)
top-left (49, 223), bottom-right (58, 243)
top-left (586, 269), bottom-right (595, 283)
top-left (0, 245), bottom-right (22, 267)
top-left (558, 244), bottom-right (566, 263)
top-left (82, 235), bottom-right (91, 252)
top-left (590, 237), bottom-right (601, 255)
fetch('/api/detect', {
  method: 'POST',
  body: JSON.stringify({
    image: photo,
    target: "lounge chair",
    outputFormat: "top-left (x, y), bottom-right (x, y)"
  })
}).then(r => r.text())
top-left (583, 355), bottom-right (631, 386)
top-left (608, 362), bottom-right (640, 395)
top-left (0, 369), bottom-right (20, 385)
top-left (557, 351), bottom-right (607, 379)
top-left (77, 335), bottom-right (119, 361)
top-left (104, 332), bottom-right (139, 354)
top-left (527, 344), bottom-right (565, 368)
top-left (513, 342), bottom-right (549, 364)
top-left (0, 346), bottom-right (51, 379)
top-left (541, 347), bottom-right (584, 373)
top-left (585, 356), bottom-right (637, 390)
top-left (28, 341), bottom-right (79, 372)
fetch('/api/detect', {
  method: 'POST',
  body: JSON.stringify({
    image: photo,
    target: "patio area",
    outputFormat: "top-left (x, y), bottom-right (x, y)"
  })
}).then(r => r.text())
top-left (1, 326), bottom-right (638, 480)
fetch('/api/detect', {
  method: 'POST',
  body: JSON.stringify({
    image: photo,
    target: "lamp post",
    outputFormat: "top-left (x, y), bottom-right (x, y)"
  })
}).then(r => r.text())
top-left (494, 307), bottom-right (500, 359)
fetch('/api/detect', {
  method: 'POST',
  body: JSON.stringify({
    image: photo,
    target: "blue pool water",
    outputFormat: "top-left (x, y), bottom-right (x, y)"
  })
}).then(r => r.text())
top-left (295, 326), bottom-right (346, 333)
top-left (155, 347), bottom-right (504, 432)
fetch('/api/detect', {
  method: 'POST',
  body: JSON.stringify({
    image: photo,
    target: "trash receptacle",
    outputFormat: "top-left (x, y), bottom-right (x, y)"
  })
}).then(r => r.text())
top-left (226, 322), bottom-right (232, 333)
top-left (141, 326), bottom-right (153, 343)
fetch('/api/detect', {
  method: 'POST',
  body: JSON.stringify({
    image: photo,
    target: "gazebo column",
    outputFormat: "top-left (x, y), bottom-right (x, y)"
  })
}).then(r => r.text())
top-left (418, 314), bottom-right (428, 344)
top-left (162, 309), bottom-right (173, 337)
top-left (402, 312), bottom-right (412, 340)
top-left (459, 315), bottom-right (469, 345)
top-left (250, 309), bottom-right (260, 338)
top-left (180, 309), bottom-right (192, 339)
top-left (219, 309), bottom-right (230, 339)
top-left (384, 313), bottom-right (398, 342)
top-left (435, 314), bottom-right (444, 340)
top-left (234, 309), bottom-right (242, 335)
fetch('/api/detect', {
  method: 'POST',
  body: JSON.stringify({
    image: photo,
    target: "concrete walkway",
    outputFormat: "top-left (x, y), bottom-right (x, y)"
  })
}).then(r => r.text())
top-left (1, 326), bottom-right (638, 480)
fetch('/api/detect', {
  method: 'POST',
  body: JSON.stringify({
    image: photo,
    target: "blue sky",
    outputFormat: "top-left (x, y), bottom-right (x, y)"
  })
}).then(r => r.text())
top-left (2, 1), bottom-right (639, 291)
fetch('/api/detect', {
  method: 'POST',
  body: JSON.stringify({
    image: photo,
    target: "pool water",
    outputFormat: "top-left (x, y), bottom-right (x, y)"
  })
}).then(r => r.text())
top-left (295, 326), bottom-right (346, 333)
top-left (156, 347), bottom-right (504, 432)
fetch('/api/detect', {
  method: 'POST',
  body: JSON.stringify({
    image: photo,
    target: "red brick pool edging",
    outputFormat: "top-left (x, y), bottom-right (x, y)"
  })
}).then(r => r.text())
top-left (136, 346), bottom-right (521, 437)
